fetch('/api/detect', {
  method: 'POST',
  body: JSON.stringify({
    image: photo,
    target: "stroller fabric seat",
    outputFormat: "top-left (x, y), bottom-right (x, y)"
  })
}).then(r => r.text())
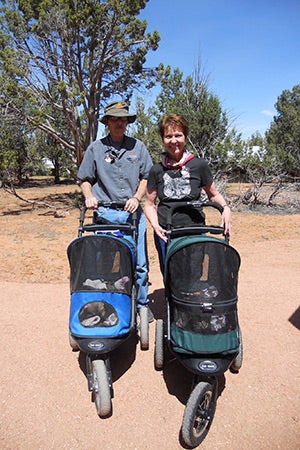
top-left (68, 233), bottom-right (136, 338)
top-left (165, 235), bottom-right (241, 354)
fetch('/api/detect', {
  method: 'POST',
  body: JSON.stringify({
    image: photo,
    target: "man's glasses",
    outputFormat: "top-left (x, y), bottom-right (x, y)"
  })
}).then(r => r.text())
top-left (107, 116), bottom-right (128, 123)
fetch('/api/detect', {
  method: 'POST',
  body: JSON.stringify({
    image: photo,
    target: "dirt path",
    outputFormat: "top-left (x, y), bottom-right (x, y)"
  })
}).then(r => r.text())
top-left (1, 183), bottom-right (300, 449)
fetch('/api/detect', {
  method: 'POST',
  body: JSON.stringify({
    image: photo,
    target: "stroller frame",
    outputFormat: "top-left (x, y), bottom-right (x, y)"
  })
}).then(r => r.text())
top-left (68, 202), bottom-right (149, 418)
top-left (154, 201), bottom-right (242, 447)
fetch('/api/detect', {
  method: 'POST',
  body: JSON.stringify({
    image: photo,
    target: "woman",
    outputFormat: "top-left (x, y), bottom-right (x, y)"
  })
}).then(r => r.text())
top-left (144, 113), bottom-right (232, 273)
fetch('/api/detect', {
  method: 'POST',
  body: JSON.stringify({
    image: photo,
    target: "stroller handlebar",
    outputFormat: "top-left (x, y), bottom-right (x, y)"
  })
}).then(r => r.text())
top-left (167, 225), bottom-right (225, 239)
top-left (164, 200), bottom-right (224, 226)
top-left (78, 201), bottom-right (137, 239)
top-left (164, 200), bottom-right (229, 242)
top-left (97, 200), bottom-right (127, 209)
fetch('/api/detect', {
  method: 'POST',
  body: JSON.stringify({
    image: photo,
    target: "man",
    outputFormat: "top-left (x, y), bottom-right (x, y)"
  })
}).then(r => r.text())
top-left (78, 100), bottom-right (154, 321)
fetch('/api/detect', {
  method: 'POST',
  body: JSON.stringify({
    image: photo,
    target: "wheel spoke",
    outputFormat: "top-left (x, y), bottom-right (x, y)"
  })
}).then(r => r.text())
top-left (182, 381), bottom-right (216, 446)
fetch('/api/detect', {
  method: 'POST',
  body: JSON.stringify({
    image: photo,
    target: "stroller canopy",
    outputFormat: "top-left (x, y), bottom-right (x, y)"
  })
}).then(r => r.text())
top-left (165, 235), bottom-right (240, 303)
top-left (67, 234), bottom-right (136, 295)
top-left (165, 235), bottom-right (241, 355)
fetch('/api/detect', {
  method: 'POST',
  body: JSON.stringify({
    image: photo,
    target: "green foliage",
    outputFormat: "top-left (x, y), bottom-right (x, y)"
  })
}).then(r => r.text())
top-left (0, 0), bottom-right (161, 167)
top-left (0, 72), bottom-right (31, 183)
top-left (131, 97), bottom-right (163, 162)
top-left (2, 0), bottom-right (299, 189)
top-left (266, 84), bottom-right (300, 176)
top-left (155, 65), bottom-right (234, 170)
top-left (133, 64), bottom-right (239, 171)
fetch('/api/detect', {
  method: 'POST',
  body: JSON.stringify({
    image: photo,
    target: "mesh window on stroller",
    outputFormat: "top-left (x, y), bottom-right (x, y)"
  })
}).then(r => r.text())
top-left (165, 235), bottom-right (241, 355)
top-left (68, 233), bottom-right (136, 338)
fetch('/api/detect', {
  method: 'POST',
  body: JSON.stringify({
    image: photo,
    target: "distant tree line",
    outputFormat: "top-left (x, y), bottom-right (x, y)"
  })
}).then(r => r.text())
top-left (0, 0), bottom-right (299, 210)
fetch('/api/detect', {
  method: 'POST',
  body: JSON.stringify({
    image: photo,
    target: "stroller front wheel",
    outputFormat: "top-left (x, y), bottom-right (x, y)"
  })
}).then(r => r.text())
top-left (92, 359), bottom-right (112, 418)
top-left (181, 381), bottom-right (216, 448)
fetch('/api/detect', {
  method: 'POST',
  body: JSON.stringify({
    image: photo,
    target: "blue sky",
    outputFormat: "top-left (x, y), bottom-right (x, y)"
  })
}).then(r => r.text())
top-left (138, 0), bottom-right (300, 139)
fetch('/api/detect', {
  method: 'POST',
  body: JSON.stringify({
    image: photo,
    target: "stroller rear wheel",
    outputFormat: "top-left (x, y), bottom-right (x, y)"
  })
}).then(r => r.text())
top-left (69, 331), bottom-right (79, 351)
top-left (139, 306), bottom-right (149, 350)
top-left (154, 319), bottom-right (164, 370)
top-left (92, 359), bottom-right (112, 418)
top-left (181, 381), bottom-right (216, 448)
top-left (230, 327), bottom-right (243, 373)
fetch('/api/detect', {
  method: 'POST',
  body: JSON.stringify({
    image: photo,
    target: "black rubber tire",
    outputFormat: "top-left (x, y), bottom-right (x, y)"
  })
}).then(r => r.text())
top-left (230, 328), bottom-right (243, 373)
top-left (154, 319), bottom-right (164, 370)
top-left (181, 381), bottom-right (216, 448)
top-left (92, 359), bottom-right (112, 418)
top-left (139, 306), bottom-right (149, 350)
top-left (69, 331), bottom-right (79, 351)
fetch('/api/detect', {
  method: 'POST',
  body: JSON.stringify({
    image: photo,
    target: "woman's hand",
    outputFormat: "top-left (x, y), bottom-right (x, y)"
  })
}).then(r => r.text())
top-left (202, 182), bottom-right (232, 236)
top-left (154, 225), bottom-right (168, 242)
top-left (221, 206), bottom-right (232, 236)
top-left (144, 187), bottom-right (167, 241)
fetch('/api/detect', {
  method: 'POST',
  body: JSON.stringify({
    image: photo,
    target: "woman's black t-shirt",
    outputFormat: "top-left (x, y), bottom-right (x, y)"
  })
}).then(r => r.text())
top-left (147, 157), bottom-right (213, 228)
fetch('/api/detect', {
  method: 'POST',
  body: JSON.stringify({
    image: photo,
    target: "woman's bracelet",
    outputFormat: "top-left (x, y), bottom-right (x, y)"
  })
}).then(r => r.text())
top-left (132, 196), bottom-right (140, 203)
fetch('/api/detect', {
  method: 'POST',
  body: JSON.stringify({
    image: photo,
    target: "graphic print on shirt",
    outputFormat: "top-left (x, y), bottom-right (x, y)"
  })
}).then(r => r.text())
top-left (163, 166), bottom-right (191, 199)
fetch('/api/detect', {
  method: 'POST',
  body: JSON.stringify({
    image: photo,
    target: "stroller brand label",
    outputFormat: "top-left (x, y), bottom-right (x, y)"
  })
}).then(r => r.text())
top-left (198, 360), bottom-right (218, 372)
top-left (87, 340), bottom-right (105, 351)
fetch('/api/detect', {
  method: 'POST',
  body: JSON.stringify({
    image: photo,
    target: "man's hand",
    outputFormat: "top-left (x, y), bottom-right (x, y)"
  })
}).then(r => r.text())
top-left (125, 197), bottom-right (140, 213)
top-left (85, 195), bottom-right (98, 209)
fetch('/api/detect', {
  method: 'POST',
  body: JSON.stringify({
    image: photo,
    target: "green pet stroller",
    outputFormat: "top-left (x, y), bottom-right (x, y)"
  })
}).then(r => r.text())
top-left (154, 201), bottom-right (242, 447)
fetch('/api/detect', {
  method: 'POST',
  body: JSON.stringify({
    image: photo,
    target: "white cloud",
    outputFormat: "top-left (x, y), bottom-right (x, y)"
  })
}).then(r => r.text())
top-left (260, 109), bottom-right (274, 117)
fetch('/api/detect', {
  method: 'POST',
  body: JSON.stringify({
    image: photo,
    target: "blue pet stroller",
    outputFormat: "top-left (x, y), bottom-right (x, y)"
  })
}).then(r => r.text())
top-left (67, 202), bottom-right (149, 418)
top-left (154, 201), bottom-right (242, 447)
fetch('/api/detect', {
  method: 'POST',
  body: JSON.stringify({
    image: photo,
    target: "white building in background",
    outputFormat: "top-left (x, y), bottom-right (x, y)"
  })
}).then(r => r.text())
top-left (42, 158), bottom-right (55, 170)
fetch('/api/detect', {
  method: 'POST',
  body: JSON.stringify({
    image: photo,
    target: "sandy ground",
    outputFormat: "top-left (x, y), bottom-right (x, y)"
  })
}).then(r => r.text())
top-left (1, 180), bottom-right (300, 449)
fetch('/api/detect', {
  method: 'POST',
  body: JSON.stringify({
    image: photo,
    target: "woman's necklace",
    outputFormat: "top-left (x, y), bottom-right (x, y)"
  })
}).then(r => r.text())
top-left (169, 158), bottom-right (180, 166)
top-left (163, 150), bottom-right (194, 170)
